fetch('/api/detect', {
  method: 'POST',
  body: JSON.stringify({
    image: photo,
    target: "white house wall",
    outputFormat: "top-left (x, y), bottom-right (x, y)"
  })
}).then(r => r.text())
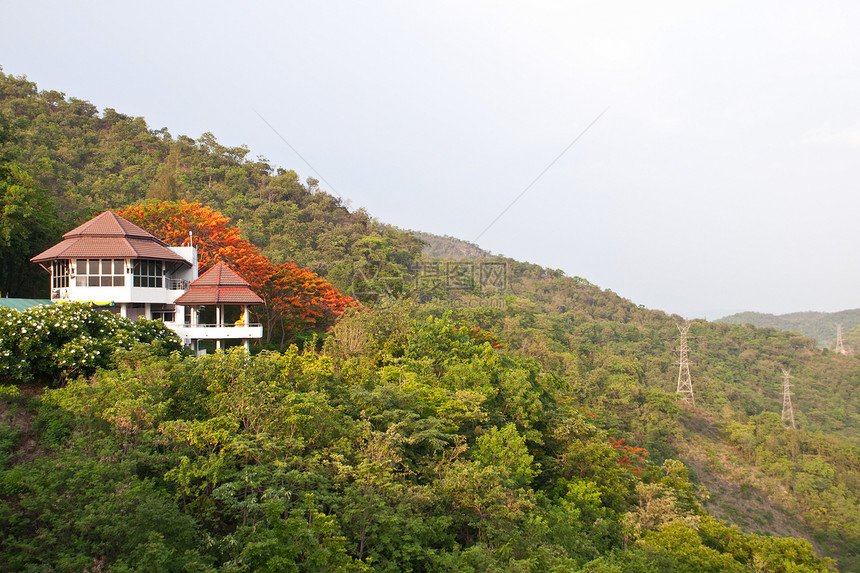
top-left (168, 247), bottom-right (198, 282)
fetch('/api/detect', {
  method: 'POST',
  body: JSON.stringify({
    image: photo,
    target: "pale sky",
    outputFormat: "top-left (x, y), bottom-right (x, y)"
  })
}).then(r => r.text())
top-left (3, 0), bottom-right (860, 318)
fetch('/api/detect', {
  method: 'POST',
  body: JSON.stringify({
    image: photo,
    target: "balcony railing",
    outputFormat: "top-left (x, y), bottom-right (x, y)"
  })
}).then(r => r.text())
top-left (176, 322), bottom-right (262, 328)
top-left (166, 278), bottom-right (190, 291)
top-left (164, 321), bottom-right (264, 342)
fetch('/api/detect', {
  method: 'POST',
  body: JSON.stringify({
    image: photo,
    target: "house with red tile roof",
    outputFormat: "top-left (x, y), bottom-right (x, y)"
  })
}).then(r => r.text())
top-left (31, 211), bottom-right (262, 353)
top-left (172, 262), bottom-right (263, 353)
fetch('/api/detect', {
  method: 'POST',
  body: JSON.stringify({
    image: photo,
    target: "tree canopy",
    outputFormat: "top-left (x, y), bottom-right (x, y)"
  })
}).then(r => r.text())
top-left (0, 312), bottom-right (836, 571)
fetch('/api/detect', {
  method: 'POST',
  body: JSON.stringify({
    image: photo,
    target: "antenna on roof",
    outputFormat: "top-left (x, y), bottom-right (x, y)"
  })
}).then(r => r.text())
top-left (189, 231), bottom-right (193, 248)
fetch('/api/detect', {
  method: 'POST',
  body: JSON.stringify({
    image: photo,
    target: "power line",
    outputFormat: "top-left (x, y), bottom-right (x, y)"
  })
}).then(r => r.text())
top-left (473, 107), bottom-right (609, 243)
top-left (252, 108), bottom-right (343, 199)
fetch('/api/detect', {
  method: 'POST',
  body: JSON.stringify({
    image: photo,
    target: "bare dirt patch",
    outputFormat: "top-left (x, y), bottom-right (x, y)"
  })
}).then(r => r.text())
top-left (673, 407), bottom-right (824, 553)
top-left (0, 386), bottom-right (47, 465)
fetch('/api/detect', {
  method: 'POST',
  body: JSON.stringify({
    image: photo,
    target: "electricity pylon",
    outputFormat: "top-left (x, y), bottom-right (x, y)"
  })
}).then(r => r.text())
top-left (834, 323), bottom-right (848, 355)
top-left (781, 368), bottom-right (796, 429)
top-left (675, 323), bottom-right (695, 406)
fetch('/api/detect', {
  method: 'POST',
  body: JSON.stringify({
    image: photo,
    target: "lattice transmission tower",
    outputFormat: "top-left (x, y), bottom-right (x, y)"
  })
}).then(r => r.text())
top-left (675, 323), bottom-right (695, 405)
top-left (781, 368), bottom-right (796, 429)
top-left (834, 323), bottom-right (848, 355)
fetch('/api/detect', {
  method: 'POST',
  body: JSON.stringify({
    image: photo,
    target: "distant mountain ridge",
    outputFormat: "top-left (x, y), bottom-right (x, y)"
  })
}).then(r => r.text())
top-left (411, 231), bottom-right (490, 259)
top-left (717, 309), bottom-right (860, 348)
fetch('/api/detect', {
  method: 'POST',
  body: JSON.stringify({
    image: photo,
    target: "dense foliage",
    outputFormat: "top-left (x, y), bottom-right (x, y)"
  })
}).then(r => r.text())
top-left (0, 104), bottom-right (64, 298)
top-left (420, 254), bottom-right (860, 569)
top-left (0, 313), bottom-right (834, 571)
top-left (0, 302), bottom-right (182, 385)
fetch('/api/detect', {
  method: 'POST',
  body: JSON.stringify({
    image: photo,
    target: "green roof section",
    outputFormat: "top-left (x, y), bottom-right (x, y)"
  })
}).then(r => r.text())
top-left (0, 298), bottom-right (54, 311)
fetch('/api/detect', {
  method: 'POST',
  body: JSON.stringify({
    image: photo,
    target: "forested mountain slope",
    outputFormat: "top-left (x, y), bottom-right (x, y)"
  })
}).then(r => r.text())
top-left (0, 70), bottom-right (421, 299)
top-left (718, 310), bottom-right (860, 349)
top-left (1, 306), bottom-right (836, 572)
top-left (421, 259), bottom-right (860, 567)
top-left (1, 69), bottom-right (858, 570)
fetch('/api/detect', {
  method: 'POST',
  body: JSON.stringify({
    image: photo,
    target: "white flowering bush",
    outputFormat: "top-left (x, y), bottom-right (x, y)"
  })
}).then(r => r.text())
top-left (0, 303), bottom-right (182, 385)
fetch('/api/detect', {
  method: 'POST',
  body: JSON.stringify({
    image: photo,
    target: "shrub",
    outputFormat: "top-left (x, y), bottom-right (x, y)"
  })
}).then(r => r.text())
top-left (0, 303), bottom-right (182, 385)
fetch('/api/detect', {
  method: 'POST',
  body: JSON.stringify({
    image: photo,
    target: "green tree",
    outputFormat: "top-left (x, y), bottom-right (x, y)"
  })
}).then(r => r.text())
top-left (0, 115), bottom-right (62, 297)
top-left (0, 303), bottom-right (182, 385)
top-left (147, 143), bottom-right (182, 201)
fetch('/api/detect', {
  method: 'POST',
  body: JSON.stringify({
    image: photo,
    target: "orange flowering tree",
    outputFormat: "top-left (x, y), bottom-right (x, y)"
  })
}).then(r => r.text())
top-left (118, 201), bottom-right (356, 345)
top-left (119, 201), bottom-right (270, 285)
top-left (260, 261), bottom-right (357, 345)
top-left (609, 436), bottom-right (648, 478)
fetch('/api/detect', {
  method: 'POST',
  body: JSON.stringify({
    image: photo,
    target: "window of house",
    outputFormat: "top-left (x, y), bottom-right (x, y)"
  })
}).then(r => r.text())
top-left (133, 260), bottom-right (163, 288)
top-left (52, 260), bottom-right (69, 289)
top-left (74, 259), bottom-right (125, 287)
top-left (151, 304), bottom-right (175, 322)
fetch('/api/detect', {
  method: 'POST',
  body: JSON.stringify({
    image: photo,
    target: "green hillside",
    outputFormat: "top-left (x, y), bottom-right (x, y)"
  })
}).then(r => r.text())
top-left (0, 70), bottom-right (422, 300)
top-left (717, 310), bottom-right (860, 350)
top-left (2, 69), bottom-right (858, 570)
top-left (426, 263), bottom-right (860, 563)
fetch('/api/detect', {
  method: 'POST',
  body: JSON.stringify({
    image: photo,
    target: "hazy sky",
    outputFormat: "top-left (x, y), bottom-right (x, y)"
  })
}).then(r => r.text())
top-left (3, 1), bottom-right (860, 318)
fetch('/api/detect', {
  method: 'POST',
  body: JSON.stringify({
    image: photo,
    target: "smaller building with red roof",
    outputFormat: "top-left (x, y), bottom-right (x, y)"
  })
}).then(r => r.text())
top-left (172, 262), bottom-right (263, 353)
